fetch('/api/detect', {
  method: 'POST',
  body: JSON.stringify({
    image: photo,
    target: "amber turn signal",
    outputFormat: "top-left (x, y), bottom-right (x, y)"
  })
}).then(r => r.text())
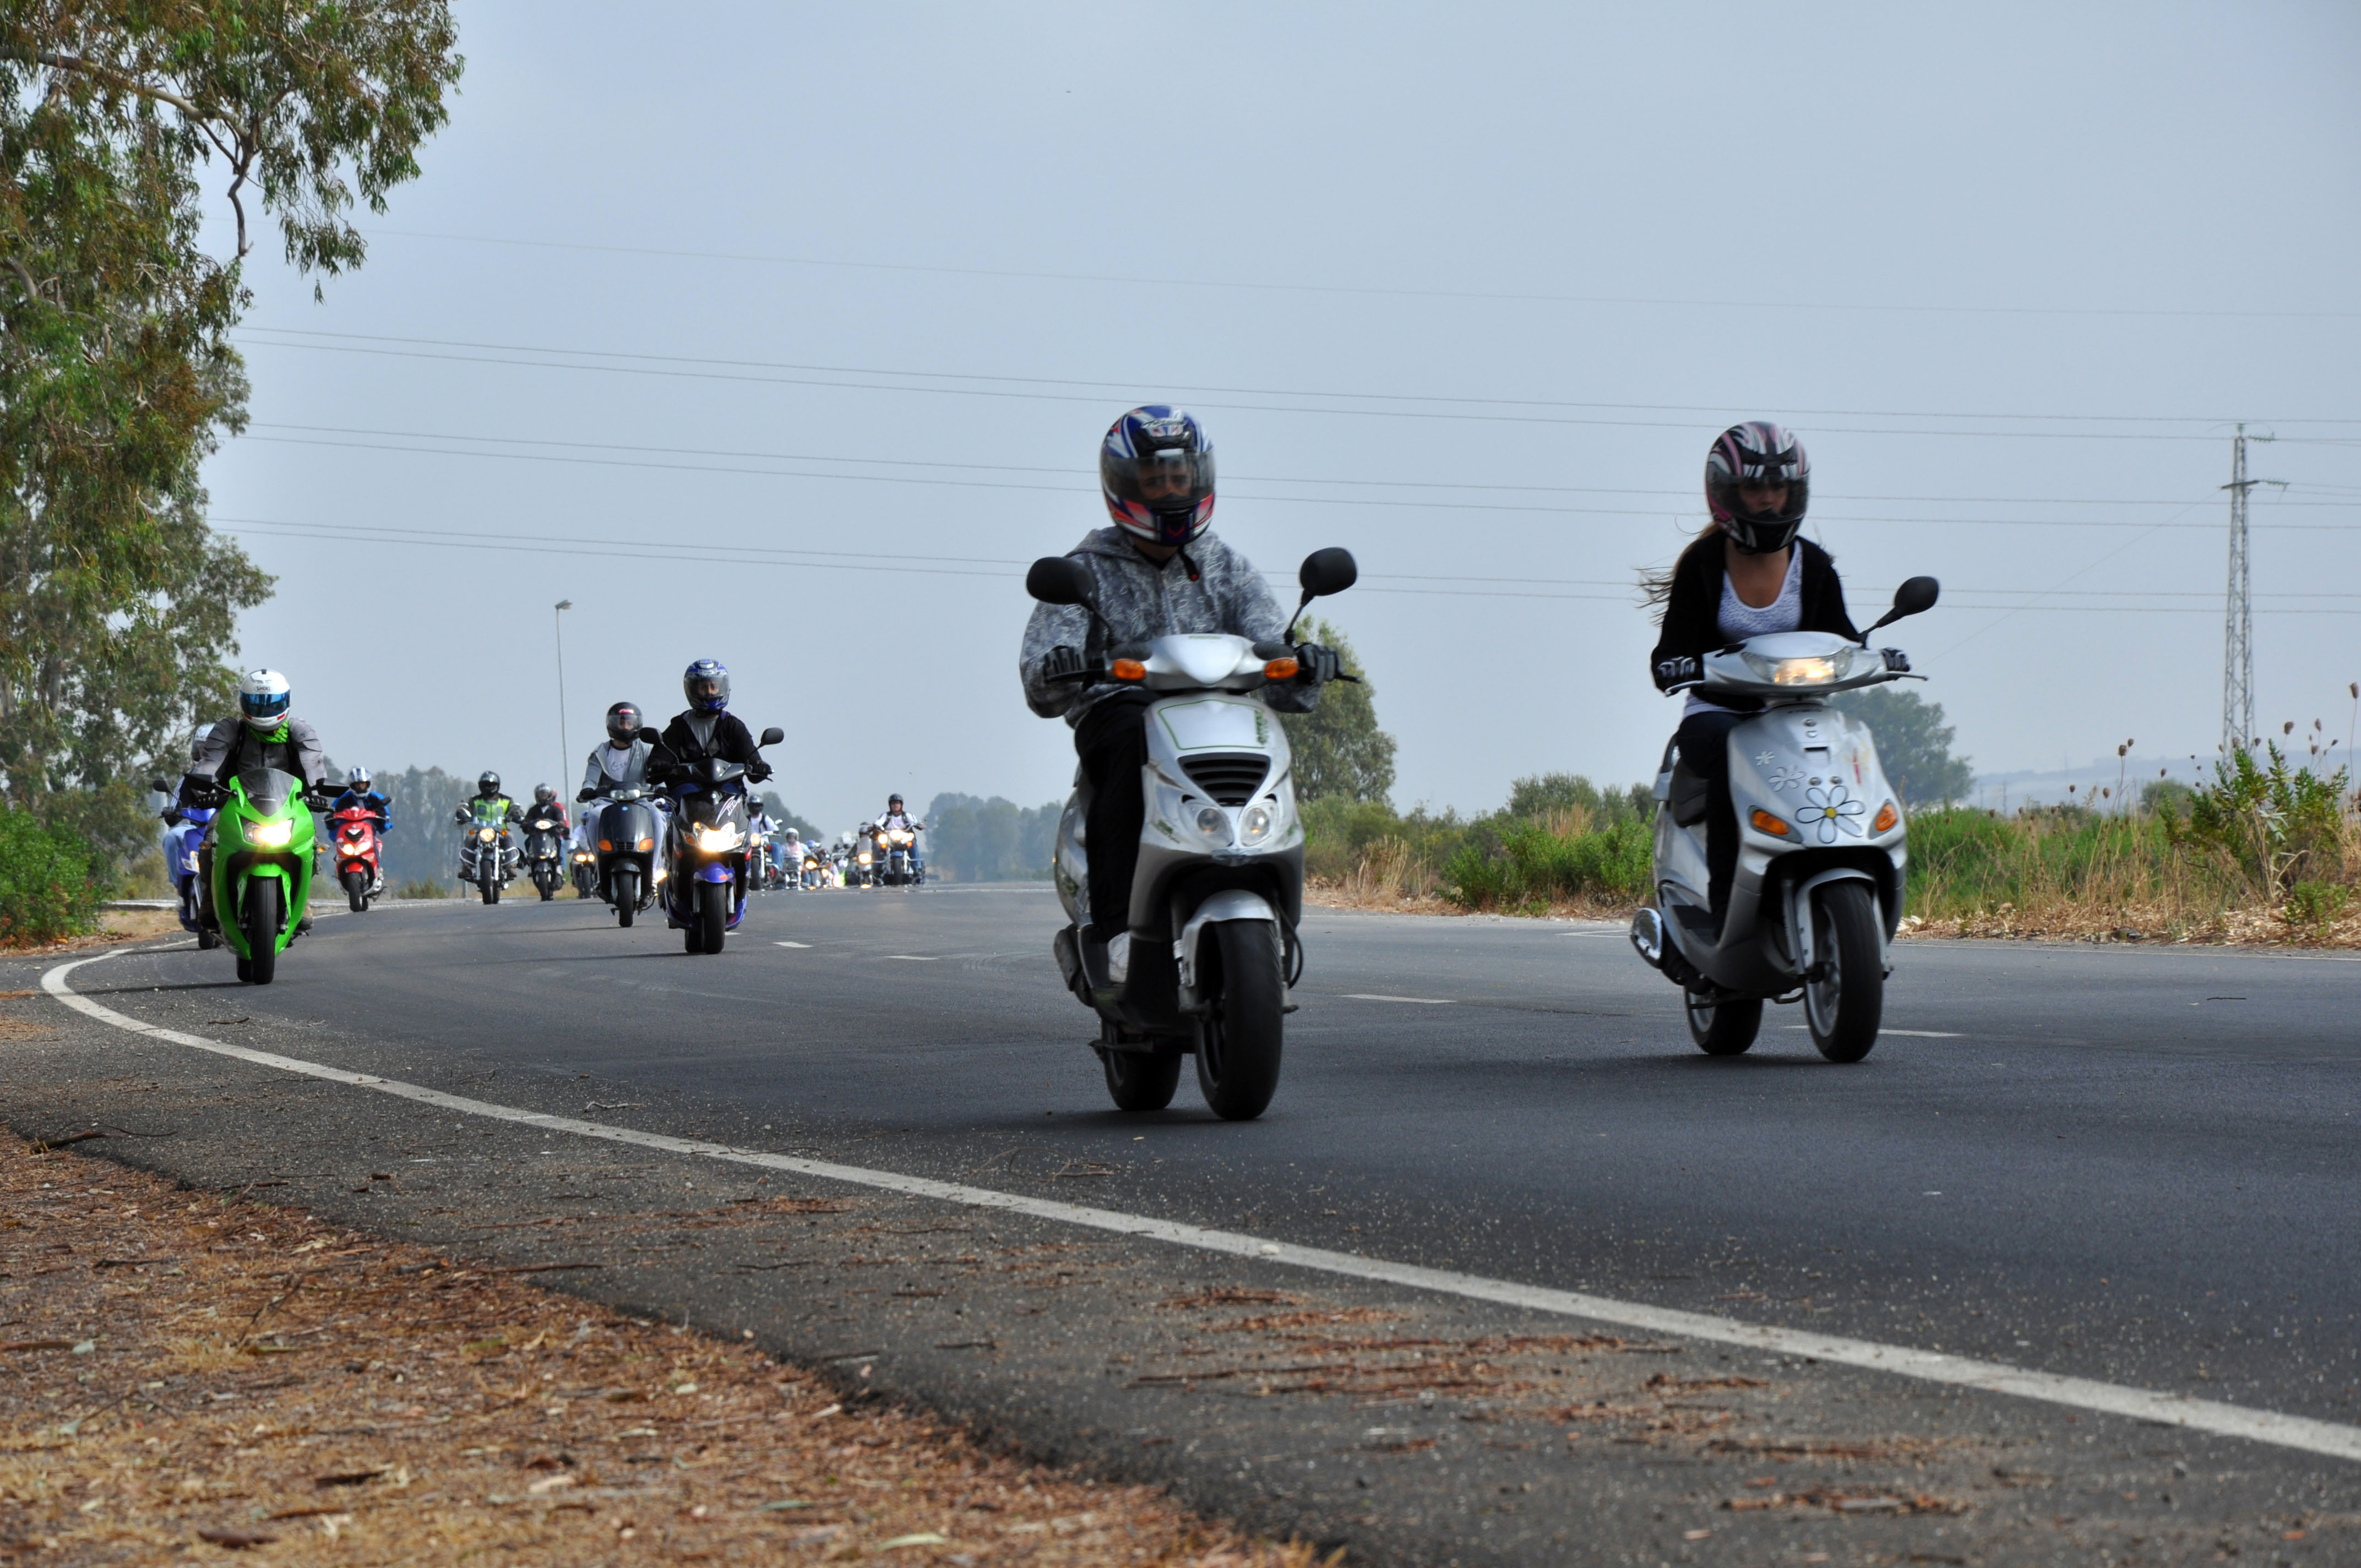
top-left (639, 837), bottom-right (655, 851)
top-left (598, 839), bottom-right (613, 852)
top-left (1263, 657), bottom-right (1299, 680)
top-left (1748, 808), bottom-right (1790, 837)
top-left (1111, 658), bottom-right (1146, 681)
top-left (1872, 801), bottom-right (1899, 834)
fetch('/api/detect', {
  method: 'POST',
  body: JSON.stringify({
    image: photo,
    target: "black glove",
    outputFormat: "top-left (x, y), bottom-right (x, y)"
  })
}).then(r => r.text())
top-left (1653, 654), bottom-right (1701, 692)
top-left (576, 786), bottom-right (596, 803)
top-left (748, 761), bottom-right (773, 783)
top-left (1879, 647), bottom-right (1911, 673)
top-left (1041, 644), bottom-right (1085, 683)
top-left (1292, 642), bottom-right (1342, 686)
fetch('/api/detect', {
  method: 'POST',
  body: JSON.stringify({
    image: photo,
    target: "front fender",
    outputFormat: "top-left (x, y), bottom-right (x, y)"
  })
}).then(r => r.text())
top-left (1177, 888), bottom-right (1279, 992)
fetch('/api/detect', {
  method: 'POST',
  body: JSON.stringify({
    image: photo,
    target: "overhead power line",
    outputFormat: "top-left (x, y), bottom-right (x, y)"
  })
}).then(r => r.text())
top-left (357, 227), bottom-right (2361, 324)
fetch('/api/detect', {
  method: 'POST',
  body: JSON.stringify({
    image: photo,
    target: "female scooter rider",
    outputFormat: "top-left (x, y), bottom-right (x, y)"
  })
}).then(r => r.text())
top-left (1646, 422), bottom-right (1859, 934)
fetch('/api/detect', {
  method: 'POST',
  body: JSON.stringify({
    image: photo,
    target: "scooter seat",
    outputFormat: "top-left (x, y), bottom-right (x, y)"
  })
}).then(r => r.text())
top-left (1668, 761), bottom-right (1711, 827)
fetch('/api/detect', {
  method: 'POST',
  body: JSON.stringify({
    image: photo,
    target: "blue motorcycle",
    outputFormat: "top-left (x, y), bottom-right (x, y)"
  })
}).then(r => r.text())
top-left (153, 778), bottom-right (221, 950)
top-left (658, 727), bottom-right (784, 955)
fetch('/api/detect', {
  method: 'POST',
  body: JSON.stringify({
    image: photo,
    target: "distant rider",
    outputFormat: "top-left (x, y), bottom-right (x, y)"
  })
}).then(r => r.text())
top-left (871, 793), bottom-right (925, 881)
top-left (1019, 407), bottom-right (1338, 979)
top-left (1647, 422), bottom-right (1860, 934)
top-left (574, 701), bottom-right (656, 860)
top-left (180, 670), bottom-right (334, 935)
top-left (453, 771), bottom-right (525, 879)
top-left (329, 766), bottom-right (394, 834)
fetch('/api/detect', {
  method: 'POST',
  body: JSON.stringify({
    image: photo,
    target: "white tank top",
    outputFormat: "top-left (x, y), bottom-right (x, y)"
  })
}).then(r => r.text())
top-left (1682, 549), bottom-right (1802, 719)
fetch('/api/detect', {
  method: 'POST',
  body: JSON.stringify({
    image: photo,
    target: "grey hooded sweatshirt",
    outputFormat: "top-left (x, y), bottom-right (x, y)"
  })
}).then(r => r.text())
top-left (1019, 527), bottom-right (1313, 726)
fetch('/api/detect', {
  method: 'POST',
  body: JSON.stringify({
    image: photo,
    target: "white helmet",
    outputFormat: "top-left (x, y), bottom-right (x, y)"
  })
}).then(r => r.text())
top-left (346, 765), bottom-right (372, 791)
top-left (239, 668), bottom-right (292, 730)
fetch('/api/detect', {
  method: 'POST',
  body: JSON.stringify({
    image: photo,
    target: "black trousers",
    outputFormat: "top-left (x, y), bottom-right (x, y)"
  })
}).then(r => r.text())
top-left (1075, 693), bottom-right (1154, 937)
top-left (1676, 708), bottom-right (1747, 921)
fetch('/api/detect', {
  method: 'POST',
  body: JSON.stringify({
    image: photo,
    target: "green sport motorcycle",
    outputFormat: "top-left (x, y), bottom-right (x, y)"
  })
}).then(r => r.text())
top-left (200, 766), bottom-right (319, 986)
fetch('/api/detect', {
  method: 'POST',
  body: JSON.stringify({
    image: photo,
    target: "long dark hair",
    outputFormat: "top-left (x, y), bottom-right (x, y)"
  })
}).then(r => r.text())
top-left (1638, 521), bottom-right (1724, 610)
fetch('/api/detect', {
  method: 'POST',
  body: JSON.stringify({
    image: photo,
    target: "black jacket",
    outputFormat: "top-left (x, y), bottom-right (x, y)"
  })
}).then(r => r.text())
top-left (1650, 537), bottom-right (1859, 705)
top-left (649, 710), bottom-right (765, 778)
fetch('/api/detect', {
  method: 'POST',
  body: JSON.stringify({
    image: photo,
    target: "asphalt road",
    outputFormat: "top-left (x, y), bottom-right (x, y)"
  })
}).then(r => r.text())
top-left (13, 885), bottom-right (2361, 1564)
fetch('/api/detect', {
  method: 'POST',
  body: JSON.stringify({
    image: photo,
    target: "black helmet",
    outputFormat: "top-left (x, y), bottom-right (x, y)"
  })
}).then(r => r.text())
top-left (889, 793), bottom-right (904, 810)
top-left (605, 701), bottom-right (642, 745)
top-left (532, 783), bottom-right (557, 807)
top-left (477, 771), bottom-right (501, 796)
top-left (1704, 422), bottom-right (1810, 555)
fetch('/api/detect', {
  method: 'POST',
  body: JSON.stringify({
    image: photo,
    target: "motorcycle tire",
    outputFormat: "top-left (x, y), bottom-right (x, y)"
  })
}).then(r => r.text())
top-left (1100, 1046), bottom-right (1182, 1113)
top-left (481, 874), bottom-right (500, 906)
top-left (1804, 881), bottom-right (1884, 1063)
top-left (697, 878), bottom-right (728, 955)
top-left (684, 921), bottom-right (705, 954)
top-left (1193, 920), bottom-right (1284, 1121)
top-left (342, 868), bottom-right (367, 913)
top-left (235, 954), bottom-right (252, 982)
top-left (243, 878), bottom-right (280, 986)
top-left (612, 867), bottom-right (638, 927)
top-left (1684, 988), bottom-right (1760, 1056)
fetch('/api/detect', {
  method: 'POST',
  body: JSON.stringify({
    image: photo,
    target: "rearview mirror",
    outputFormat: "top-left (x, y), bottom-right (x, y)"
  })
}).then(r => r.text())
top-left (1026, 556), bottom-right (1096, 607)
top-left (1299, 547), bottom-right (1358, 599)
top-left (1865, 575), bottom-right (1941, 639)
top-left (148, 777), bottom-right (170, 794)
top-left (758, 726), bottom-right (784, 747)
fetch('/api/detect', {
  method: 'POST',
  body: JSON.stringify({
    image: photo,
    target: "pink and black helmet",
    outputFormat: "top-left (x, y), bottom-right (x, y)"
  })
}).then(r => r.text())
top-left (1100, 406), bottom-right (1215, 547)
top-left (1704, 422), bottom-right (1810, 554)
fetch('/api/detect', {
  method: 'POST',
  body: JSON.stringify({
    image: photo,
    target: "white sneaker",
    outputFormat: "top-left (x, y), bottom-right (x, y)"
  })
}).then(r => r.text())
top-left (1107, 931), bottom-right (1131, 983)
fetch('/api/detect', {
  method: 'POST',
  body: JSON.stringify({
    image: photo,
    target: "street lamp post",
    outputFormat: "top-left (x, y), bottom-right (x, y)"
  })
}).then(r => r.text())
top-left (554, 601), bottom-right (573, 792)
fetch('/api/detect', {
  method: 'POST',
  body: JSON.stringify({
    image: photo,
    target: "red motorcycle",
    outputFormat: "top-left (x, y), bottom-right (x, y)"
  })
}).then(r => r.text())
top-left (330, 807), bottom-right (386, 912)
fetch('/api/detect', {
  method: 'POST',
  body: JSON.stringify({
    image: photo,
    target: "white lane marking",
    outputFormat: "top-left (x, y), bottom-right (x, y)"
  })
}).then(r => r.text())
top-left (39, 948), bottom-right (2361, 1467)
top-left (775, 941), bottom-right (813, 949)
top-left (884, 954), bottom-right (940, 962)
top-left (1341, 993), bottom-right (1455, 1005)
top-left (1784, 1026), bottom-right (1963, 1038)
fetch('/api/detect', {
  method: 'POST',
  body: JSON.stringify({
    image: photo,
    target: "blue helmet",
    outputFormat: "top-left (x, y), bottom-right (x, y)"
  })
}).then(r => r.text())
top-left (684, 658), bottom-right (730, 714)
top-left (1100, 406), bottom-right (1215, 547)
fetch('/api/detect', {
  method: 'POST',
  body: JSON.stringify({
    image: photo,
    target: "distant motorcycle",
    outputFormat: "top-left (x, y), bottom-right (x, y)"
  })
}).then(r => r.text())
top-left (192, 766), bottom-right (322, 986)
top-left (874, 823), bottom-right (923, 887)
top-left (521, 807), bottom-right (569, 901)
top-left (151, 779), bottom-right (220, 949)
top-left (590, 785), bottom-right (662, 928)
top-left (454, 801), bottom-right (515, 905)
top-left (569, 843), bottom-right (599, 899)
top-left (328, 805), bottom-right (385, 912)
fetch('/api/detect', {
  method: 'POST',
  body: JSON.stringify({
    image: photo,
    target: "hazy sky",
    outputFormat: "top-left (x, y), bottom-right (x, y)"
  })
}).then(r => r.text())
top-left (207, 2), bottom-right (2361, 832)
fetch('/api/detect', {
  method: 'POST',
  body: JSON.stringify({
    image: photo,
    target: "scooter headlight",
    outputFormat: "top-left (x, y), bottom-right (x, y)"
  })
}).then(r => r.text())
top-left (248, 819), bottom-right (293, 848)
top-left (1744, 648), bottom-right (1856, 687)
top-left (692, 823), bottom-right (743, 853)
top-left (1240, 804), bottom-right (1274, 845)
top-left (1194, 807), bottom-right (1232, 845)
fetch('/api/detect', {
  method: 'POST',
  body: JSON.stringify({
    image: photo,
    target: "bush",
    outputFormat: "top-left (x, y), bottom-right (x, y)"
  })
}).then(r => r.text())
top-left (0, 808), bottom-right (110, 944)
top-left (393, 878), bottom-right (449, 900)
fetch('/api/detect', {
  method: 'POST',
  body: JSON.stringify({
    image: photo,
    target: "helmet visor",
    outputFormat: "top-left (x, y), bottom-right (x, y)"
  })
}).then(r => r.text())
top-left (240, 689), bottom-right (291, 722)
top-left (688, 677), bottom-right (725, 707)
top-left (1101, 443), bottom-right (1214, 511)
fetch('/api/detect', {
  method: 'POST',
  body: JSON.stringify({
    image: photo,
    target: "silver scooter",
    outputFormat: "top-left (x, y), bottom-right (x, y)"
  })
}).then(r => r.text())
top-left (1025, 547), bottom-right (1357, 1120)
top-left (1629, 576), bottom-right (1940, 1063)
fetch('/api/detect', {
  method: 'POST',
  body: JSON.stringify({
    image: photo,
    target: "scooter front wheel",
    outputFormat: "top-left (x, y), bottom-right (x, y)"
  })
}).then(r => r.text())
top-left (697, 878), bottom-right (728, 954)
top-left (342, 868), bottom-right (367, 913)
top-left (1194, 921), bottom-right (1284, 1121)
top-left (1804, 881), bottom-right (1883, 1063)
top-left (612, 865), bottom-right (638, 927)
top-left (243, 878), bottom-right (280, 986)
top-left (1685, 988), bottom-right (1760, 1055)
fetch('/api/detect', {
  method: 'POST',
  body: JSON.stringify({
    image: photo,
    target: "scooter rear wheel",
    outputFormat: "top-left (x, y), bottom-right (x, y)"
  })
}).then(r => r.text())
top-left (1193, 921), bottom-right (1284, 1121)
top-left (1685, 988), bottom-right (1760, 1055)
top-left (1804, 881), bottom-right (1884, 1063)
top-left (1099, 1044), bottom-right (1182, 1112)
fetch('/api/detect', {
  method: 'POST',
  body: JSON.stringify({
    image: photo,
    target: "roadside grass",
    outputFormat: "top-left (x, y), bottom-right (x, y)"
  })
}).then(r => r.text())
top-left (1305, 747), bottom-right (2361, 945)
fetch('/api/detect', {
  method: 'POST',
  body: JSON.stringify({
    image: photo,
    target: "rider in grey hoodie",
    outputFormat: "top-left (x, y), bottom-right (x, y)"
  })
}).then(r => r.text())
top-left (1019, 407), bottom-right (1338, 952)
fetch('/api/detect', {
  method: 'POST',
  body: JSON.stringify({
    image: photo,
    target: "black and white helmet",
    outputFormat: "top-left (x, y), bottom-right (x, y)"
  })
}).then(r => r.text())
top-left (605, 701), bottom-right (643, 745)
top-left (1704, 422), bottom-right (1810, 555)
top-left (346, 765), bottom-right (372, 792)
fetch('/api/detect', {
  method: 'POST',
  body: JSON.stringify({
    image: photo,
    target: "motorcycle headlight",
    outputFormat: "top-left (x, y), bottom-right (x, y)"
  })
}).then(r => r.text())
top-left (1240, 804), bottom-right (1274, 845)
top-left (248, 819), bottom-right (293, 848)
top-left (1744, 648), bottom-right (1856, 686)
top-left (692, 823), bottom-right (743, 853)
top-left (1194, 807), bottom-right (1233, 845)
top-left (478, 827), bottom-right (496, 842)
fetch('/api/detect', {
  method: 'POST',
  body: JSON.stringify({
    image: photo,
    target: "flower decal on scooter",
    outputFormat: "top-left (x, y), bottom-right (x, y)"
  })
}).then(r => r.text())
top-left (1794, 783), bottom-right (1867, 843)
top-left (1761, 763), bottom-right (1808, 794)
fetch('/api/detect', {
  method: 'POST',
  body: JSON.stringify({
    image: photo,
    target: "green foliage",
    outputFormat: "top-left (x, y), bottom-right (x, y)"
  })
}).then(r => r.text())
top-left (1824, 688), bottom-right (1974, 807)
top-left (2177, 743), bottom-right (2350, 897)
top-left (1903, 804), bottom-right (2183, 918)
top-left (1441, 819), bottom-right (1651, 912)
top-left (372, 766), bottom-right (469, 890)
top-left (1299, 771), bottom-right (1653, 911)
top-left (1503, 772), bottom-right (1652, 829)
top-left (1277, 618), bottom-right (1396, 805)
top-left (0, 4), bottom-right (461, 860)
top-left (392, 876), bottom-right (447, 900)
top-left (0, 804), bottom-right (106, 942)
top-left (2287, 880), bottom-right (2348, 928)
top-left (757, 792), bottom-right (822, 842)
top-left (2141, 778), bottom-right (2195, 821)
top-left (926, 792), bottom-right (1058, 882)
